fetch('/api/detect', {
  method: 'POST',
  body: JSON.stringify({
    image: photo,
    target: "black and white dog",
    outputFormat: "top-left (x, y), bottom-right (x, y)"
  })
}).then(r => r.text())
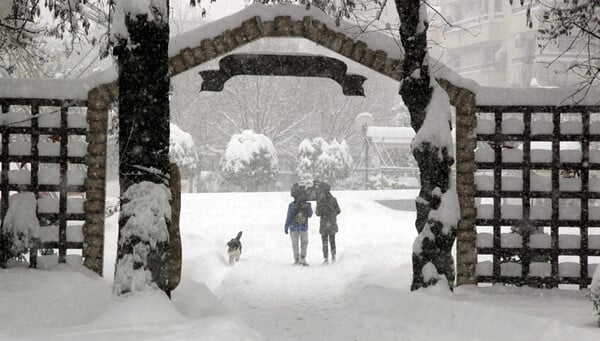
top-left (226, 231), bottom-right (243, 264)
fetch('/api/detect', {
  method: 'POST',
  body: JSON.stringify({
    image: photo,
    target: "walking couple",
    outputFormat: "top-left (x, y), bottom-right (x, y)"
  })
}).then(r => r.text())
top-left (284, 188), bottom-right (341, 266)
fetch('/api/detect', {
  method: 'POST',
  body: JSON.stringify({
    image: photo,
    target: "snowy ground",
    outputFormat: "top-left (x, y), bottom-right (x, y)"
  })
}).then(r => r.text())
top-left (1, 190), bottom-right (599, 340)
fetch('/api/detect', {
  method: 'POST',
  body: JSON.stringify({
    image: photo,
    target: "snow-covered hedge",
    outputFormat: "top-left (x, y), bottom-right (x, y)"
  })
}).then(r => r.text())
top-left (169, 123), bottom-right (199, 180)
top-left (296, 138), bottom-right (353, 186)
top-left (220, 130), bottom-right (279, 192)
top-left (0, 192), bottom-right (40, 266)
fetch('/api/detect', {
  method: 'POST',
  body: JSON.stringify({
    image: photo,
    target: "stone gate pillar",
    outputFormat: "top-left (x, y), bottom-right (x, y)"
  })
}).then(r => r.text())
top-left (438, 79), bottom-right (478, 286)
top-left (83, 82), bottom-right (116, 276)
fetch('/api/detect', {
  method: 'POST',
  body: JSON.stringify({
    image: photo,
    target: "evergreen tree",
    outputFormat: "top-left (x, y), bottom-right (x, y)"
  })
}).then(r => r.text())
top-left (297, 138), bottom-right (353, 186)
top-left (220, 130), bottom-right (279, 192)
top-left (169, 123), bottom-right (200, 191)
top-left (295, 138), bottom-right (324, 185)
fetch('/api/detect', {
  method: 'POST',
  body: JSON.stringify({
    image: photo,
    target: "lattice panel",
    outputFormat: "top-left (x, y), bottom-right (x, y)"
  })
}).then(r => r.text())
top-left (474, 106), bottom-right (600, 288)
top-left (1, 99), bottom-right (88, 267)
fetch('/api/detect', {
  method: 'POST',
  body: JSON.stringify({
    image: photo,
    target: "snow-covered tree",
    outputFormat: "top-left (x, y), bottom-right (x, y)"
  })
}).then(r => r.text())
top-left (220, 130), bottom-right (279, 192)
top-left (113, 182), bottom-right (171, 295)
top-left (296, 138), bottom-right (353, 186)
top-left (296, 138), bottom-right (324, 185)
top-left (112, 0), bottom-right (172, 296)
top-left (590, 265), bottom-right (600, 326)
top-left (0, 0), bottom-right (109, 77)
top-left (169, 123), bottom-right (199, 191)
top-left (397, 0), bottom-right (458, 291)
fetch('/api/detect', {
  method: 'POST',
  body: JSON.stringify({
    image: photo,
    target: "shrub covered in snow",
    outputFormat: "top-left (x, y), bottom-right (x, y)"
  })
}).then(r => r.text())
top-left (169, 123), bottom-right (199, 184)
top-left (0, 192), bottom-right (40, 266)
top-left (296, 138), bottom-right (353, 186)
top-left (114, 182), bottom-right (171, 295)
top-left (589, 265), bottom-right (600, 326)
top-left (220, 130), bottom-right (279, 192)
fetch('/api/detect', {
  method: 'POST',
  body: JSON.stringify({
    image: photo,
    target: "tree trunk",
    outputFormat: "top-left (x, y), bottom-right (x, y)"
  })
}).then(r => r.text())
top-left (396, 0), bottom-right (457, 291)
top-left (113, 4), bottom-right (172, 296)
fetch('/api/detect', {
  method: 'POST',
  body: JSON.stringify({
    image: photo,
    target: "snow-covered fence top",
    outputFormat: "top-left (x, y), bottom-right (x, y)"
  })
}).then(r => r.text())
top-left (0, 67), bottom-right (117, 100)
top-left (435, 66), bottom-right (600, 106)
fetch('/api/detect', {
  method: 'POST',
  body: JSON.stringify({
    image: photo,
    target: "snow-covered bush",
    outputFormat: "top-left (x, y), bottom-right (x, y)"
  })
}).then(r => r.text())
top-left (220, 130), bottom-right (279, 192)
top-left (0, 192), bottom-right (40, 266)
top-left (589, 265), bottom-right (600, 326)
top-left (296, 138), bottom-right (353, 186)
top-left (169, 123), bottom-right (199, 189)
top-left (296, 138), bottom-right (324, 185)
top-left (114, 182), bottom-right (171, 295)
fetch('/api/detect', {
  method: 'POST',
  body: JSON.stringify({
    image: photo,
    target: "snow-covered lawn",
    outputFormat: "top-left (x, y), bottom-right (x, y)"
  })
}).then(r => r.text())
top-left (1, 190), bottom-right (598, 340)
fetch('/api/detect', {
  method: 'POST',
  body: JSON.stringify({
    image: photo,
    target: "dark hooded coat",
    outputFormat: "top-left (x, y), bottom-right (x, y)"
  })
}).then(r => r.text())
top-left (316, 192), bottom-right (340, 235)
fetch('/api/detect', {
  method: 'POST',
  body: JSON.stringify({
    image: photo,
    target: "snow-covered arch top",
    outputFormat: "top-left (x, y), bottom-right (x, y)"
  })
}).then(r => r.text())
top-left (167, 3), bottom-right (404, 82)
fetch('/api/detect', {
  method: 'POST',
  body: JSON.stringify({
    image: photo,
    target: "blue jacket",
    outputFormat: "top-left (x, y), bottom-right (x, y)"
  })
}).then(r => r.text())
top-left (285, 201), bottom-right (313, 232)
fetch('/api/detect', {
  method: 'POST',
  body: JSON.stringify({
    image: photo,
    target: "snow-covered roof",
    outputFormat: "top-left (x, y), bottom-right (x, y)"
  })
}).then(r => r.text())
top-left (366, 127), bottom-right (414, 145)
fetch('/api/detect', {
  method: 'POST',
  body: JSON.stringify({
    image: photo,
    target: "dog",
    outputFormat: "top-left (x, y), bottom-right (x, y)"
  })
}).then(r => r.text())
top-left (226, 231), bottom-right (243, 264)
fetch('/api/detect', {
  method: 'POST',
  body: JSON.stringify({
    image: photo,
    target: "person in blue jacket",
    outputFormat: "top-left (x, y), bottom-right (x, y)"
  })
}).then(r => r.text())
top-left (284, 193), bottom-right (313, 266)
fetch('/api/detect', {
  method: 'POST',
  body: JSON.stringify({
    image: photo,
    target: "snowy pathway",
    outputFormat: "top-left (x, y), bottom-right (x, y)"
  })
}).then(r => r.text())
top-left (179, 191), bottom-right (417, 340)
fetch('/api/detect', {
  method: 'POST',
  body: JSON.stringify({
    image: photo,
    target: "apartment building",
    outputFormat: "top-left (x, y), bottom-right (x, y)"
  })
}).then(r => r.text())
top-left (429, 0), bottom-right (586, 88)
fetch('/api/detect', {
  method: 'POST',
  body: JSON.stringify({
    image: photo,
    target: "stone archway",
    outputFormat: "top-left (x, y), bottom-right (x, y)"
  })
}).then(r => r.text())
top-left (84, 7), bottom-right (477, 285)
top-left (167, 15), bottom-right (403, 83)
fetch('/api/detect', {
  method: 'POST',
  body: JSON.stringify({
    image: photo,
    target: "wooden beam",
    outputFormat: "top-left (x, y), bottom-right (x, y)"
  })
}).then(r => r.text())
top-left (199, 54), bottom-right (366, 96)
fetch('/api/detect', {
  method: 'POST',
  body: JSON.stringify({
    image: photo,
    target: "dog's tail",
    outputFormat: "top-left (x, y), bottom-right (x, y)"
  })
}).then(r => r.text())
top-left (235, 231), bottom-right (242, 241)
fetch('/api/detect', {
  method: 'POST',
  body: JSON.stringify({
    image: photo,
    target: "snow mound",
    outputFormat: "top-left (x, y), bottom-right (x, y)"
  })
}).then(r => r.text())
top-left (93, 291), bottom-right (184, 327)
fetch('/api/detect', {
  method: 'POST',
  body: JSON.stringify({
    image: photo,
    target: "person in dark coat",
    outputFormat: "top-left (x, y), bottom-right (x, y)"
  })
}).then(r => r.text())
top-left (284, 194), bottom-right (313, 266)
top-left (316, 191), bottom-right (340, 264)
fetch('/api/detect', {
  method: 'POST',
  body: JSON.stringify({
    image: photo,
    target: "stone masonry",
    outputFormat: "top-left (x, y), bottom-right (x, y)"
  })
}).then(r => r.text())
top-left (437, 79), bottom-right (477, 286)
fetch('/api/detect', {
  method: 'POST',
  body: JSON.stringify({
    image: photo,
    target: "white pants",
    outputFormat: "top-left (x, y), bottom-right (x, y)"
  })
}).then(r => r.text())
top-left (290, 231), bottom-right (308, 261)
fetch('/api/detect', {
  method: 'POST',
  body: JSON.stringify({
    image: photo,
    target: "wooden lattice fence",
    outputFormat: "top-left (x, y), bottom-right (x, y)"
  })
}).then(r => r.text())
top-left (0, 81), bottom-right (113, 275)
top-left (473, 105), bottom-right (600, 288)
top-left (1, 98), bottom-right (88, 267)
